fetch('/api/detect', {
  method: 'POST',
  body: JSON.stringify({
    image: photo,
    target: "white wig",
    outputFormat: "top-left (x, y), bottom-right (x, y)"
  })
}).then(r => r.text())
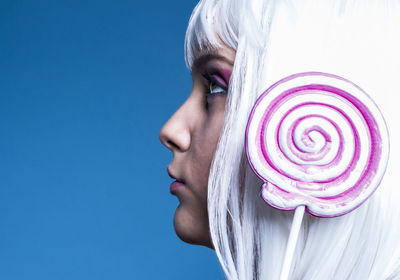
top-left (185, 0), bottom-right (400, 279)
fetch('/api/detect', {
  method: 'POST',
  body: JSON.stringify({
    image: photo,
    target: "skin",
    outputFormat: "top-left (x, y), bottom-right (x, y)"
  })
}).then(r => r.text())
top-left (159, 45), bottom-right (236, 248)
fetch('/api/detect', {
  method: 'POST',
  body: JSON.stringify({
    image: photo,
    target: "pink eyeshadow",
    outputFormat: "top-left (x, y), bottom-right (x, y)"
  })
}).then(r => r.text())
top-left (218, 68), bottom-right (232, 85)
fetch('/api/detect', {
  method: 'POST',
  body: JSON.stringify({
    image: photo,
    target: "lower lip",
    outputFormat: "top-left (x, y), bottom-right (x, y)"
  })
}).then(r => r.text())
top-left (170, 180), bottom-right (185, 193)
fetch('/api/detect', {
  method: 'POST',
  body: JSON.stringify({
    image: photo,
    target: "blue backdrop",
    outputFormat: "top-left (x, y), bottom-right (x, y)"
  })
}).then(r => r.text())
top-left (0, 1), bottom-right (223, 279)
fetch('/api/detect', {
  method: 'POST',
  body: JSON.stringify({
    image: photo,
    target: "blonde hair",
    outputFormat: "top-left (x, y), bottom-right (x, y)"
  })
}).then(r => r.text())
top-left (185, 1), bottom-right (400, 279)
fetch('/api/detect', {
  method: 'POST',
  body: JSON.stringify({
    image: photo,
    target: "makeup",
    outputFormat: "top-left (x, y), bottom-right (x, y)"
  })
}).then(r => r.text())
top-left (218, 68), bottom-right (232, 85)
top-left (170, 181), bottom-right (185, 194)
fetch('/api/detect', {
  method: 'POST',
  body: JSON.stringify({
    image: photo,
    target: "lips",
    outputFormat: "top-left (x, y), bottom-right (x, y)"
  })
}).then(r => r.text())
top-left (167, 167), bottom-right (184, 183)
top-left (167, 167), bottom-right (185, 194)
top-left (170, 180), bottom-right (185, 193)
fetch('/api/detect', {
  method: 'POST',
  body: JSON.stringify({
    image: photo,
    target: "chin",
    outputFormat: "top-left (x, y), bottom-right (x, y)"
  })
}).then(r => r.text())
top-left (173, 204), bottom-right (213, 249)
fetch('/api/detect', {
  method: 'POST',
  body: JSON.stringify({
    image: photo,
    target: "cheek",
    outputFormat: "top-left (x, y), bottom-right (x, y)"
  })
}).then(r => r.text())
top-left (187, 119), bottom-right (223, 196)
top-left (193, 109), bottom-right (225, 178)
top-left (187, 95), bottom-right (227, 199)
top-left (190, 133), bottom-right (215, 188)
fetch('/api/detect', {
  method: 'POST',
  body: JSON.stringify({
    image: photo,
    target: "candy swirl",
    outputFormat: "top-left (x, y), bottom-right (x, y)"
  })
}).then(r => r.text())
top-left (245, 72), bottom-right (389, 217)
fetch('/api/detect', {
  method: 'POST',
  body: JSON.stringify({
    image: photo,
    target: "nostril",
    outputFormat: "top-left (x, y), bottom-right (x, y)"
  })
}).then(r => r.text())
top-left (159, 132), bottom-right (178, 150)
top-left (166, 140), bottom-right (180, 150)
top-left (159, 115), bottom-right (191, 152)
top-left (159, 129), bottom-right (171, 147)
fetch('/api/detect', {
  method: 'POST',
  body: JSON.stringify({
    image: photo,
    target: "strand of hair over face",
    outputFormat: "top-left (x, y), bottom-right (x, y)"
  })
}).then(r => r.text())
top-left (184, 1), bottom-right (400, 279)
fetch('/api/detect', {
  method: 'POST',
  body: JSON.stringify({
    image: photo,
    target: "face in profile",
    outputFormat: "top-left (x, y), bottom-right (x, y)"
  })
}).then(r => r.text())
top-left (159, 46), bottom-right (235, 248)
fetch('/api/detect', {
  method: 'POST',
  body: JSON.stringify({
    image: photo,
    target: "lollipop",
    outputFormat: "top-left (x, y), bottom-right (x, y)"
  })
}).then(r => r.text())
top-left (245, 72), bottom-right (389, 279)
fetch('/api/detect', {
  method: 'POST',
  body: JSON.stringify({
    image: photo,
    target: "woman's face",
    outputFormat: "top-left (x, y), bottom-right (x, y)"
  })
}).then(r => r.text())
top-left (159, 45), bottom-right (235, 248)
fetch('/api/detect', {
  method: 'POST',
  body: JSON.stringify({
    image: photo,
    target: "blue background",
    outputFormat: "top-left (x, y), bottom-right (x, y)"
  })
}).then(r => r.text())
top-left (0, 1), bottom-right (223, 279)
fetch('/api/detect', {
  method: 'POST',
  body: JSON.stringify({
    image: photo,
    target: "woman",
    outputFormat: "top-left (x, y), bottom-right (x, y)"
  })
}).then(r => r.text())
top-left (160, 0), bottom-right (400, 279)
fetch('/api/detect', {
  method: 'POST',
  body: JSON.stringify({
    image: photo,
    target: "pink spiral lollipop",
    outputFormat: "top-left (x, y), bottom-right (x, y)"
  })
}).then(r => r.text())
top-left (245, 72), bottom-right (389, 217)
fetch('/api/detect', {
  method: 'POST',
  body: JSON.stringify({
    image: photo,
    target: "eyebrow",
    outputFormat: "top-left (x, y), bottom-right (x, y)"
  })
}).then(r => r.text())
top-left (191, 49), bottom-right (234, 73)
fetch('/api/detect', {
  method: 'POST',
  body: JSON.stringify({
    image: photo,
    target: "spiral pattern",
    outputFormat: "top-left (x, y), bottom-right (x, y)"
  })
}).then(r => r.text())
top-left (245, 72), bottom-right (389, 217)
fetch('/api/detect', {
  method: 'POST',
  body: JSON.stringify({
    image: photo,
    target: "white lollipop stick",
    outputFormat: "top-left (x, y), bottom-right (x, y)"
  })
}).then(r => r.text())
top-left (280, 205), bottom-right (305, 280)
top-left (246, 72), bottom-right (389, 278)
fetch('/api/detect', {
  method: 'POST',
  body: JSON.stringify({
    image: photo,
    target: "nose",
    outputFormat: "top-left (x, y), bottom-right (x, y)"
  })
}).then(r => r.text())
top-left (159, 102), bottom-right (191, 153)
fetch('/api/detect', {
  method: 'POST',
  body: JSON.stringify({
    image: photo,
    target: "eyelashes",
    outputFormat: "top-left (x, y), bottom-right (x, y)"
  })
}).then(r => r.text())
top-left (202, 73), bottom-right (228, 97)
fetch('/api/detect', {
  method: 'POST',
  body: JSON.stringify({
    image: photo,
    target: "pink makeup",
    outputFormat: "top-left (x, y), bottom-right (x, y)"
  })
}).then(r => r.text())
top-left (167, 167), bottom-right (185, 194)
top-left (170, 181), bottom-right (185, 194)
top-left (216, 68), bottom-right (232, 86)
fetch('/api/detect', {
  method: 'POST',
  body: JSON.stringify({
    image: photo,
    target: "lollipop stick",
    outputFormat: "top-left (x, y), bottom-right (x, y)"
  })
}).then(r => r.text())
top-left (280, 205), bottom-right (305, 280)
